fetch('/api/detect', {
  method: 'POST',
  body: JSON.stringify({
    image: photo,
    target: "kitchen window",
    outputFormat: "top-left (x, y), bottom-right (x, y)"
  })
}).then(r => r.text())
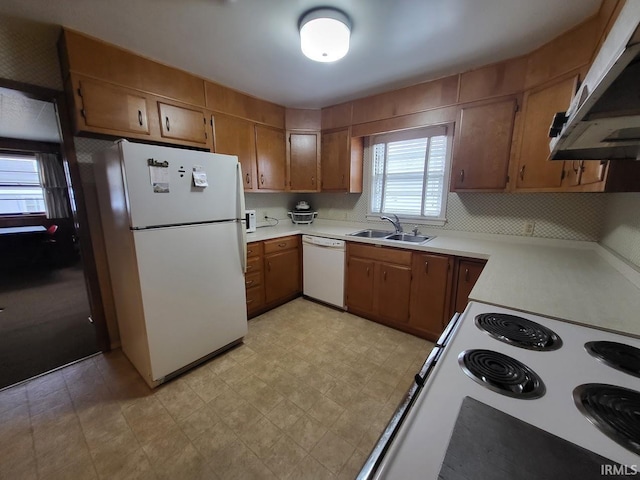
top-left (368, 125), bottom-right (451, 225)
top-left (0, 154), bottom-right (46, 215)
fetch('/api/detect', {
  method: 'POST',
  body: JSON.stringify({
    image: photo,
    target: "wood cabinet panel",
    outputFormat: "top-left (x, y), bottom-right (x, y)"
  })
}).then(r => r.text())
top-left (264, 236), bottom-right (299, 254)
top-left (246, 286), bottom-right (265, 314)
top-left (348, 243), bottom-right (412, 265)
top-left (515, 76), bottom-right (576, 190)
top-left (453, 260), bottom-right (485, 314)
top-left (255, 125), bottom-right (286, 190)
top-left (351, 75), bottom-right (459, 125)
top-left (158, 103), bottom-right (208, 144)
top-left (346, 256), bottom-right (375, 314)
top-left (288, 132), bottom-right (319, 191)
top-left (246, 256), bottom-right (262, 274)
top-left (212, 113), bottom-right (257, 190)
top-left (285, 108), bottom-right (321, 130)
top-left (376, 262), bottom-right (412, 325)
top-left (205, 81), bottom-right (285, 128)
top-left (265, 249), bottom-right (301, 304)
top-left (321, 102), bottom-right (352, 130)
top-left (451, 98), bottom-right (517, 191)
top-left (409, 253), bottom-right (453, 340)
top-left (459, 57), bottom-right (527, 104)
top-left (246, 242), bottom-right (263, 258)
top-left (244, 271), bottom-right (262, 289)
top-left (77, 78), bottom-right (150, 135)
top-left (320, 128), bottom-right (363, 192)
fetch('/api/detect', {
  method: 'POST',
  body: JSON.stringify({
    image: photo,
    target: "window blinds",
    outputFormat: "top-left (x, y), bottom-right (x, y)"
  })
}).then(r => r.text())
top-left (0, 155), bottom-right (45, 215)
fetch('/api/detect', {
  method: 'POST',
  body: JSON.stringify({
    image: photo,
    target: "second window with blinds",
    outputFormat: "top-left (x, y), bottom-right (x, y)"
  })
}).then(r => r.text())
top-left (368, 125), bottom-right (452, 225)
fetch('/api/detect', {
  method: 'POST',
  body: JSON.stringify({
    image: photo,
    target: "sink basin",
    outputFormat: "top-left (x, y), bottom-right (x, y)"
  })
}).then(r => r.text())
top-left (385, 233), bottom-right (432, 244)
top-left (349, 229), bottom-right (394, 238)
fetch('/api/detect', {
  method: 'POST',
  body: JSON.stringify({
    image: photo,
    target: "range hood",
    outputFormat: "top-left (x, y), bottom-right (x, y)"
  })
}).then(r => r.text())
top-left (549, 1), bottom-right (640, 161)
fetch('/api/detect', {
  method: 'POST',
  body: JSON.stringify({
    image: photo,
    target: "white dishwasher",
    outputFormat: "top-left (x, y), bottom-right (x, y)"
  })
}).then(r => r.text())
top-left (302, 235), bottom-right (346, 309)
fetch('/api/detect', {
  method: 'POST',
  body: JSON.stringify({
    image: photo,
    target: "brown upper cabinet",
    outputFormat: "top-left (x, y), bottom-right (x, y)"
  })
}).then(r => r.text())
top-left (211, 113), bottom-right (257, 190)
top-left (255, 125), bottom-right (286, 191)
top-left (286, 109), bottom-right (321, 192)
top-left (450, 97), bottom-right (518, 191)
top-left (320, 127), bottom-right (364, 192)
top-left (158, 103), bottom-right (208, 145)
top-left (513, 75), bottom-right (577, 190)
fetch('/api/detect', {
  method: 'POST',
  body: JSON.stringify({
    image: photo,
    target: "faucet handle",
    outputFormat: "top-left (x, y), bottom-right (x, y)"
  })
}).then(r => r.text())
top-left (412, 225), bottom-right (419, 235)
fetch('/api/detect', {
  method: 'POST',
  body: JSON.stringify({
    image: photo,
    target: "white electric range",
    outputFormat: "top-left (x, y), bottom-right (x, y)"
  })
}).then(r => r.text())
top-left (359, 302), bottom-right (640, 479)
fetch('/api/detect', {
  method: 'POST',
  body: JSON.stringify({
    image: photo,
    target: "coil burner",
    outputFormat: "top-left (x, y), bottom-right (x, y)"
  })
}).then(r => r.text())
top-left (474, 313), bottom-right (562, 351)
top-left (574, 384), bottom-right (640, 455)
top-left (458, 349), bottom-right (546, 399)
top-left (585, 341), bottom-right (640, 379)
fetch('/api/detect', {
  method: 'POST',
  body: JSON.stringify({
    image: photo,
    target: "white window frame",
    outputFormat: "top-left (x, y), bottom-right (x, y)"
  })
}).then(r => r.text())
top-left (0, 153), bottom-right (46, 216)
top-left (366, 125), bottom-right (453, 226)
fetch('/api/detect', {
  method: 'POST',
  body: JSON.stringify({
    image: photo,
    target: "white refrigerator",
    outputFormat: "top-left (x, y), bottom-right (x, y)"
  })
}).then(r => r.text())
top-left (94, 140), bottom-right (247, 388)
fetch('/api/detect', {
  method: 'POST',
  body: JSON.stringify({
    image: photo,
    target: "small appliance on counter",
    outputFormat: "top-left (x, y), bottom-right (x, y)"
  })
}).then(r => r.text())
top-left (288, 200), bottom-right (318, 224)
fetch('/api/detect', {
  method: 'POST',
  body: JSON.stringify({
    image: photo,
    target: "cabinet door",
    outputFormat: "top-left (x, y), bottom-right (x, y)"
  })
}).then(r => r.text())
top-left (78, 79), bottom-right (149, 135)
top-left (265, 249), bottom-right (300, 303)
top-left (289, 132), bottom-right (319, 191)
top-left (213, 114), bottom-right (257, 190)
top-left (409, 253), bottom-right (452, 339)
top-left (346, 256), bottom-right (375, 314)
top-left (321, 128), bottom-right (349, 190)
top-left (451, 98), bottom-right (516, 190)
top-left (579, 161), bottom-right (607, 186)
top-left (515, 76), bottom-right (576, 189)
top-left (376, 262), bottom-right (412, 325)
top-left (454, 260), bottom-right (485, 314)
top-left (255, 125), bottom-right (286, 190)
top-left (158, 102), bottom-right (208, 144)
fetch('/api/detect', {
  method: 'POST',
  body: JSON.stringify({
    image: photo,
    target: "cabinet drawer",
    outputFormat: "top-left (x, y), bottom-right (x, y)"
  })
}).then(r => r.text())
top-left (264, 236), bottom-right (299, 254)
top-left (247, 242), bottom-right (263, 258)
top-left (246, 286), bottom-right (265, 312)
top-left (246, 256), bottom-right (263, 273)
top-left (348, 243), bottom-right (412, 266)
top-left (244, 271), bottom-right (262, 290)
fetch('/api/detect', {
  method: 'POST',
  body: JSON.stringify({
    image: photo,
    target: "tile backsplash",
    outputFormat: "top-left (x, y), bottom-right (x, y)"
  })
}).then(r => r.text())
top-left (600, 193), bottom-right (640, 268)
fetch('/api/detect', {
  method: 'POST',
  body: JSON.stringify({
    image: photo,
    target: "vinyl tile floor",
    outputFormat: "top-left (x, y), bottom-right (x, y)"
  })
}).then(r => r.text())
top-left (0, 298), bottom-right (434, 479)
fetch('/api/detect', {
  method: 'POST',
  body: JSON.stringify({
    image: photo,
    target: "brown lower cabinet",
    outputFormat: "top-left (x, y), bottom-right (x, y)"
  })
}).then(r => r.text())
top-left (245, 236), bottom-right (301, 318)
top-left (346, 242), bottom-right (484, 341)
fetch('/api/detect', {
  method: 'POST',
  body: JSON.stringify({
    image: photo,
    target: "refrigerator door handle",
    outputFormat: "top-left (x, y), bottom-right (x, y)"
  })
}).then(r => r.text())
top-left (236, 162), bottom-right (247, 273)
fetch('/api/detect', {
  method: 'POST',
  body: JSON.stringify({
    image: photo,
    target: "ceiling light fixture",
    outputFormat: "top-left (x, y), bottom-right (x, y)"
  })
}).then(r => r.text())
top-left (299, 8), bottom-right (351, 63)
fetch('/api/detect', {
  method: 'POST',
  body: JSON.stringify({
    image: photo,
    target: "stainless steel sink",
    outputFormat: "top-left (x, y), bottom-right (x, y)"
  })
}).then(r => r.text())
top-left (385, 233), bottom-right (432, 244)
top-left (349, 229), bottom-right (394, 238)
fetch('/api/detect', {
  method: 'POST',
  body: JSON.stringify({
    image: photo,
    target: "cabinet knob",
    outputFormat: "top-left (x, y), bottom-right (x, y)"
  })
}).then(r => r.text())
top-left (165, 116), bottom-right (170, 132)
top-left (341, 174), bottom-right (345, 185)
top-left (459, 169), bottom-right (464, 183)
top-left (246, 265), bottom-right (253, 271)
top-left (278, 243), bottom-right (286, 248)
top-left (383, 270), bottom-right (387, 281)
top-left (519, 165), bottom-right (526, 181)
top-left (425, 261), bottom-right (429, 274)
top-left (247, 249), bottom-right (253, 255)
top-left (261, 174), bottom-right (265, 185)
top-left (311, 176), bottom-right (315, 185)
top-left (138, 110), bottom-right (143, 126)
top-left (465, 268), bottom-right (470, 282)
top-left (267, 261), bottom-right (271, 272)
top-left (245, 280), bottom-right (254, 287)
top-left (366, 267), bottom-right (370, 276)
top-left (246, 299), bottom-right (254, 305)
top-left (246, 173), bottom-right (250, 184)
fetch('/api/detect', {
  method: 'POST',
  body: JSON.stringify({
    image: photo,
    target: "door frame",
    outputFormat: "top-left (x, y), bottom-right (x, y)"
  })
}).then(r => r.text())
top-left (0, 77), bottom-right (111, 351)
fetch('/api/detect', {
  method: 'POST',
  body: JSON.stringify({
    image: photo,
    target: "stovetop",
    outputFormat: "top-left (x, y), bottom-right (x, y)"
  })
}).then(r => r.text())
top-left (374, 302), bottom-right (640, 479)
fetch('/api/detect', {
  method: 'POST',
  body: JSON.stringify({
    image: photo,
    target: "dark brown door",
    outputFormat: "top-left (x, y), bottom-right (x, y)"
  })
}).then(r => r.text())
top-left (289, 132), bottom-right (319, 191)
top-left (213, 114), bottom-right (257, 190)
top-left (376, 262), bottom-right (412, 326)
top-left (158, 102), bottom-right (207, 144)
top-left (321, 128), bottom-right (349, 191)
top-left (255, 125), bottom-right (286, 190)
top-left (265, 249), bottom-right (300, 303)
top-left (451, 98), bottom-right (517, 190)
top-left (454, 260), bottom-right (485, 314)
top-left (79, 79), bottom-right (149, 134)
top-left (409, 253), bottom-right (451, 339)
top-left (346, 256), bottom-right (375, 314)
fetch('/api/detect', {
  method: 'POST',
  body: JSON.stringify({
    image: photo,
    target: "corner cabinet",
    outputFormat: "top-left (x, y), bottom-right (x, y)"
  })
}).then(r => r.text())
top-left (320, 127), bottom-right (364, 192)
top-left (255, 125), bottom-right (286, 191)
top-left (288, 132), bottom-right (320, 191)
top-left (450, 97), bottom-right (518, 191)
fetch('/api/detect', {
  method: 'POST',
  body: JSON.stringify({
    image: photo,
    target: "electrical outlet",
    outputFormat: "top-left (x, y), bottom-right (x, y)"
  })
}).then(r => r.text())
top-left (523, 221), bottom-right (535, 236)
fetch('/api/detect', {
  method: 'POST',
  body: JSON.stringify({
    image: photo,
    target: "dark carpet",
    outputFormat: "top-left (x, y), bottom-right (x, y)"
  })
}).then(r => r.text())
top-left (0, 261), bottom-right (99, 389)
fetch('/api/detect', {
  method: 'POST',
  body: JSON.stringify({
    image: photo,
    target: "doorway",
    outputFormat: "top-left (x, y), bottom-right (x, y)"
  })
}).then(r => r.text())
top-left (0, 84), bottom-right (104, 389)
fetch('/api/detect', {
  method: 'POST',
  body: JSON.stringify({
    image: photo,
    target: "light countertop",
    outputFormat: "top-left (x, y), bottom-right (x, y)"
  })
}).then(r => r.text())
top-left (247, 220), bottom-right (640, 338)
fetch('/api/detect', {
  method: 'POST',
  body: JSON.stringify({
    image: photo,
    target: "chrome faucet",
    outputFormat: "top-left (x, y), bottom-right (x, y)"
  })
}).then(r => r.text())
top-left (381, 214), bottom-right (402, 234)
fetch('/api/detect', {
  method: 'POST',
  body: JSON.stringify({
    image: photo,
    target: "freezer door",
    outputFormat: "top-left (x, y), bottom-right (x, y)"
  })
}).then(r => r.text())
top-left (132, 222), bottom-right (247, 381)
top-left (119, 141), bottom-right (243, 228)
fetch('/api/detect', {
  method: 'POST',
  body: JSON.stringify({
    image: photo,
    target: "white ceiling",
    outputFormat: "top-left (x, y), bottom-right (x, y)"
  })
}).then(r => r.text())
top-left (0, 0), bottom-right (601, 109)
top-left (0, 89), bottom-right (61, 143)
